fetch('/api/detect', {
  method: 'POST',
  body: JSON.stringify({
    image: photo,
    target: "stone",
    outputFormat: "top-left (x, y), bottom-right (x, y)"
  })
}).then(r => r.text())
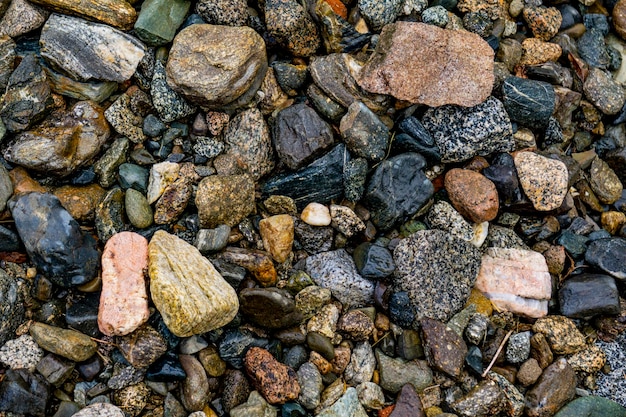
top-left (118, 325), bottom-right (167, 368)
top-left (0, 0), bottom-right (49, 38)
top-left (589, 157), bottom-right (623, 205)
top-left (29, 322), bottom-right (97, 362)
top-left (567, 345), bottom-right (606, 373)
top-left (9, 192), bottom-right (99, 287)
top-left (559, 274), bottom-right (620, 318)
top-left (517, 358), bottom-right (542, 386)
top-left (307, 303), bottom-right (340, 339)
top-left (125, 189), bottom-right (153, 229)
top-left (357, 22), bottom-right (493, 107)
top-left (357, 382), bottom-right (384, 410)
top-left (134, 0), bottom-right (189, 45)
top-left (388, 384), bottom-right (424, 417)
top-left (427, 201), bottom-right (481, 245)
top-left (353, 243), bottom-right (395, 280)
top-left (421, 96), bottom-right (513, 163)
top-left (0, 335), bottom-right (43, 372)
top-left (340, 102), bottom-right (389, 162)
top-left (451, 380), bottom-right (504, 417)
top-left (53, 184), bottom-right (105, 223)
top-left (301, 203), bottom-right (332, 226)
top-left (519, 38), bottom-right (562, 66)
top-left (45, 67), bottom-right (117, 103)
top-left (104, 90), bottom-right (146, 144)
top-left (94, 137), bottom-right (129, 188)
top-left (0, 270), bottom-right (24, 346)
top-left (554, 396), bottom-right (626, 417)
top-left (273, 103), bottom-right (334, 170)
top-left (146, 162), bottom-right (179, 204)
top-left (364, 153), bottom-right (433, 231)
top-left (526, 358), bottom-right (576, 417)
top-left (196, 175), bottom-right (255, 228)
top-left (153, 177), bottom-right (192, 224)
top-left (4, 101), bottom-right (110, 177)
top-left (196, 0), bottom-right (248, 26)
top-left (72, 403), bottom-right (125, 417)
top-left (421, 318), bottom-right (467, 378)
top-left (0, 369), bottom-right (50, 417)
top-left (244, 347), bottom-right (300, 405)
top-left (223, 108), bottom-right (275, 180)
top-left (259, 215), bottom-right (294, 263)
top-left (94, 187), bottom-right (125, 242)
top-left (36, 354), bottom-right (73, 387)
top-left (506, 331), bottom-right (531, 364)
top-left (422, 6), bottom-right (449, 26)
top-left (29, 0), bottom-right (136, 30)
top-left (330, 204), bottom-right (365, 237)
top-left (98, 232), bottom-right (149, 336)
top-left (239, 288), bottom-right (303, 329)
top-left (148, 61), bottom-right (195, 123)
top-left (391, 230), bottom-right (481, 326)
top-left (178, 355), bottom-right (210, 411)
top-left (585, 238), bottom-right (626, 279)
top-left (337, 310), bottom-right (375, 341)
top-left (297, 362), bottom-right (323, 410)
top-left (195, 225), bottom-right (230, 253)
top-left (0, 54), bottom-right (54, 133)
top-left (615, 0), bottom-right (626, 41)
top-left (532, 316), bottom-right (586, 355)
top-left (584, 68), bottom-right (626, 115)
top-left (316, 387), bottom-right (368, 417)
top-left (376, 350), bottom-right (433, 393)
top-left (230, 391), bottom-right (278, 417)
top-left (304, 249), bottom-right (375, 308)
top-left (0, 36), bottom-right (14, 93)
top-left (295, 285), bottom-right (331, 319)
top-left (475, 248), bottom-right (551, 318)
top-left (148, 230), bottom-right (239, 337)
top-left (501, 76), bottom-right (555, 127)
top-left (166, 24), bottom-right (267, 109)
top-left (445, 169), bottom-right (499, 223)
top-left (578, 29), bottom-right (610, 69)
top-left (344, 342), bottom-right (376, 386)
top-left (265, 0), bottom-right (320, 57)
top-left (358, 0), bottom-right (402, 31)
top-left (40, 14), bottom-right (145, 82)
top-left (216, 247), bottom-right (277, 287)
top-left (523, 6), bottom-right (562, 41)
top-left (514, 152), bottom-right (568, 211)
top-left (65, 294), bottom-right (100, 337)
top-left (112, 382), bottom-right (150, 416)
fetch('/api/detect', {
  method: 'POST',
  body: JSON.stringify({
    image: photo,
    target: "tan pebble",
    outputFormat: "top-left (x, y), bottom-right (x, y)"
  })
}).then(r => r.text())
top-left (301, 202), bottom-right (331, 226)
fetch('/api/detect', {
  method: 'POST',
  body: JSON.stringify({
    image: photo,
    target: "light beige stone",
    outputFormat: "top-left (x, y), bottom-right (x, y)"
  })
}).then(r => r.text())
top-left (301, 203), bottom-right (331, 226)
top-left (147, 161), bottom-right (180, 204)
top-left (259, 214), bottom-right (294, 263)
top-left (148, 230), bottom-right (239, 337)
top-left (98, 232), bottom-right (150, 336)
top-left (514, 151), bottom-right (568, 211)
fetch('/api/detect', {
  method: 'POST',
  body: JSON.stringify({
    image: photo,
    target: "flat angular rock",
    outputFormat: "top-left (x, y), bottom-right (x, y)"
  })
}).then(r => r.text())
top-left (389, 384), bottom-right (425, 417)
top-left (244, 347), bottom-right (300, 405)
top-left (585, 238), bottom-right (626, 280)
top-left (340, 102), bottom-right (390, 162)
top-left (559, 274), bottom-right (620, 318)
top-left (259, 214), bottom-right (294, 263)
top-left (3, 100), bottom-right (110, 177)
top-left (0, 369), bottom-right (49, 417)
top-left (29, 0), bottom-right (137, 30)
top-left (502, 76), bottom-right (555, 127)
top-left (9, 192), bottom-right (99, 287)
top-left (421, 318), bottom-right (468, 378)
top-left (196, 174), bottom-right (255, 228)
top-left (134, 0), bottom-right (190, 45)
top-left (475, 248), bottom-right (551, 318)
top-left (514, 151), bottom-right (568, 211)
top-left (166, 24), bottom-right (267, 110)
top-left (317, 387), bottom-right (368, 417)
top-left (451, 380), bottom-right (505, 417)
top-left (148, 230), bottom-right (239, 337)
top-left (422, 96), bottom-right (514, 163)
top-left (98, 232), bottom-right (150, 336)
top-left (376, 350), bottom-right (433, 393)
top-left (357, 22), bottom-right (494, 107)
top-left (40, 14), bottom-right (145, 82)
top-left (0, 0), bottom-right (49, 39)
top-left (526, 358), bottom-right (576, 417)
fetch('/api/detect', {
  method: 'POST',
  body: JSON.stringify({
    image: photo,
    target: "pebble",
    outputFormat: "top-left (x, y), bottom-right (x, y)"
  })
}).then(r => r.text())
top-left (29, 322), bottom-right (97, 362)
top-left (195, 0), bottom-right (247, 26)
top-left (337, 310), bottom-right (375, 341)
top-left (94, 187), bottom-right (125, 242)
top-left (517, 358), bottom-right (543, 386)
top-left (0, 0), bottom-right (49, 38)
top-left (427, 201), bottom-right (479, 245)
top-left (358, 0), bottom-right (402, 31)
top-left (72, 403), bottom-right (125, 417)
top-left (525, 358), bottom-right (576, 417)
top-left (297, 362), bottom-right (323, 409)
top-left (104, 90), bottom-right (146, 144)
top-left (53, 184), bottom-right (105, 223)
top-left (450, 380), bottom-right (505, 417)
top-left (316, 387), bottom-right (368, 417)
top-left (554, 396), bottom-right (626, 417)
top-left (179, 354), bottom-right (210, 411)
top-left (239, 287), bottom-right (303, 329)
top-left (502, 76), bottom-right (555, 127)
top-left (376, 350), bottom-right (433, 393)
top-left (578, 29), bottom-right (610, 69)
top-left (244, 347), bottom-right (300, 405)
top-left (445, 168), bottom-right (499, 223)
top-left (166, 24), bottom-right (267, 109)
top-left (353, 242), bottom-right (395, 280)
top-left (217, 247), bottom-right (277, 287)
top-left (330, 204), bottom-right (365, 237)
top-left (523, 6), bottom-right (562, 41)
top-left (195, 225), bottom-right (230, 253)
top-left (0, 335), bottom-right (44, 372)
top-left (391, 230), bottom-right (481, 326)
top-left (475, 247), bottom-right (551, 318)
top-left (421, 318), bottom-right (468, 378)
top-left (585, 238), bottom-right (626, 279)
top-left (344, 158), bottom-right (369, 202)
top-left (36, 354), bottom-right (74, 387)
top-left (584, 68), bottom-right (626, 115)
top-left (30, 0), bottom-right (137, 30)
top-left (519, 38), bottom-right (562, 66)
top-left (148, 230), bottom-right (239, 337)
top-left (514, 151), bottom-right (569, 211)
top-left (559, 273), bottom-right (620, 318)
top-left (153, 177), bottom-right (192, 224)
top-left (339, 101), bottom-right (389, 162)
top-left (259, 215), bottom-right (294, 263)
top-left (118, 325), bottom-right (167, 368)
top-left (357, 382), bottom-right (384, 410)
top-left (265, 0), bottom-right (320, 57)
top-left (506, 331), bottom-right (531, 364)
top-left (134, 0), bottom-right (189, 45)
top-left (422, 6), bottom-right (449, 27)
top-left (230, 391), bottom-right (278, 417)
top-left (125, 189), bottom-right (153, 229)
top-left (567, 345), bottom-right (606, 373)
top-left (532, 315), bottom-right (586, 355)
top-left (344, 342), bottom-right (376, 386)
top-left (301, 203), bottom-right (332, 226)
top-left (295, 285), bottom-right (331, 319)
top-left (196, 175), bottom-right (255, 228)
top-left (421, 96), bottom-right (514, 163)
top-left (0, 269), bottom-right (25, 346)
top-left (589, 157), bottom-right (623, 204)
top-left (10, 192), bottom-right (99, 287)
top-left (0, 369), bottom-right (50, 417)
top-left (150, 60), bottom-right (196, 123)
top-left (94, 137), bottom-right (129, 188)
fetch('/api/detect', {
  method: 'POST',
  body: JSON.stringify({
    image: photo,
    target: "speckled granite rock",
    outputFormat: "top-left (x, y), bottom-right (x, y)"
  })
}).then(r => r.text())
top-left (196, 0), bottom-right (248, 26)
top-left (148, 230), bottom-right (239, 337)
top-left (514, 152), bottom-right (568, 211)
top-left (0, 270), bottom-right (25, 346)
top-left (40, 14), bottom-right (145, 82)
top-left (150, 60), bottom-right (196, 123)
top-left (358, 22), bottom-right (494, 107)
top-left (0, 0), bottom-right (49, 38)
top-left (265, 0), bottom-right (320, 57)
top-left (196, 174), bottom-right (255, 228)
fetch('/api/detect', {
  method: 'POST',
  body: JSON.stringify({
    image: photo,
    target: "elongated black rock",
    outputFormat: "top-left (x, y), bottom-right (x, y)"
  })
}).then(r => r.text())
top-left (262, 144), bottom-right (347, 209)
top-left (364, 152), bottom-right (433, 231)
top-left (502, 76), bottom-right (555, 127)
top-left (559, 274), bottom-right (620, 318)
top-left (397, 117), bottom-right (440, 162)
top-left (9, 192), bottom-right (99, 287)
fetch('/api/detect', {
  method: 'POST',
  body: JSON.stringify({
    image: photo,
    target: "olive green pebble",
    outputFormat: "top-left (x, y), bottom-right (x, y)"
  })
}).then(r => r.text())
top-left (125, 188), bottom-right (153, 229)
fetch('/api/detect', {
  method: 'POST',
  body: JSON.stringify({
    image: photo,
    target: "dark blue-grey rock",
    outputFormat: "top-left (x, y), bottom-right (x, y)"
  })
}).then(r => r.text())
top-left (389, 291), bottom-right (415, 328)
top-left (65, 294), bottom-right (100, 337)
top-left (578, 29), bottom-right (610, 69)
top-left (557, 231), bottom-right (589, 259)
top-left (0, 369), bottom-right (50, 417)
top-left (585, 238), bottom-right (626, 280)
top-left (559, 273), bottom-right (620, 318)
top-left (262, 144), bottom-right (347, 209)
top-left (343, 158), bottom-right (368, 202)
top-left (392, 230), bottom-right (481, 327)
top-left (272, 61), bottom-right (308, 95)
top-left (0, 226), bottom-right (20, 252)
top-left (353, 242), bottom-right (395, 280)
top-left (9, 192), bottom-right (99, 287)
top-left (421, 96), bottom-right (514, 163)
top-left (339, 101), bottom-right (389, 162)
top-left (584, 68), bottom-right (626, 115)
top-left (273, 103), bottom-right (334, 170)
top-left (0, 269), bottom-right (24, 346)
top-left (363, 152), bottom-right (433, 231)
top-left (118, 163), bottom-right (149, 193)
top-left (395, 116), bottom-right (441, 162)
top-left (218, 329), bottom-right (269, 369)
top-left (502, 76), bottom-right (555, 127)
top-left (146, 352), bottom-right (187, 382)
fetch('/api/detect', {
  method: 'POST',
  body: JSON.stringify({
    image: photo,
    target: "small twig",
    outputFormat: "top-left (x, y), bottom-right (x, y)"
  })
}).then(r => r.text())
top-left (371, 331), bottom-right (391, 348)
top-left (482, 329), bottom-right (513, 378)
top-left (90, 337), bottom-right (117, 346)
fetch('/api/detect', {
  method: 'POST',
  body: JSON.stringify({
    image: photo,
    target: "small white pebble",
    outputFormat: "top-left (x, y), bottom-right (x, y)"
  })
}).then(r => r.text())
top-left (301, 202), bottom-right (332, 226)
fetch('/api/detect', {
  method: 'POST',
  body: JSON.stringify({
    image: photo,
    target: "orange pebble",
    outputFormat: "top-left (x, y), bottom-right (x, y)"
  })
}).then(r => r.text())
top-left (324, 0), bottom-right (348, 19)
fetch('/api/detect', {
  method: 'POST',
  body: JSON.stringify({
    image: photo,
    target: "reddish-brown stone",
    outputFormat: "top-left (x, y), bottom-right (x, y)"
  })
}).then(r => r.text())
top-left (389, 384), bottom-right (425, 417)
top-left (420, 318), bottom-right (467, 378)
top-left (244, 347), bottom-right (300, 405)
top-left (445, 168), bottom-right (499, 223)
top-left (357, 22), bottom-right (494, 107)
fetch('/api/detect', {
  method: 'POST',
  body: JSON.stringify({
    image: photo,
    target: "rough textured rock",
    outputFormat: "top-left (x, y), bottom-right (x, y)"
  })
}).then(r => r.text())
top-left (117, 325), bottom-right (167, 368)
top-left (265, 0), bottom-right (320, 57)
top-left (451, 380), bottom-right (505, 417)
top-left (532, 316), bottom-right (586, 354)
top-left (514, 152), bottom-right (569, 211)
top-left (475, 248), bottom-right (552, 318)
top-left (53, 184), bottom-right (105, 223)
top-left (357, 22), bottom-right (494, 107)
top-left (421, 97), bottom-right (514, 163)
top-left (0, 270), bottom-right (25, 346)
top-left (421, 318), bottom-right (468, 378)
top-left (0, 0), bottom-right (49, 38)
top-left (72, 403), bottom-right (125, 417)
top-left (196, 0), bottom-right (248, 26)
top-left (9, 192), bottom-right (99, 287)
top-left (40, 14), bottom-right (145, 82)
top-left (166, 24), bottom-right (267, 109)
top-left (196, 175), bottom-right (255, 228)
top-left (445, 168), bottom-right (499, 223)
top-left (376, 350), bottom-right (433, 393)
top-left (29, 0), bottom-right (137, 30)
top-left (98, 232), bottom-right (150, 337)
top-left (3, 101), bottom-right (110, 177)
top-left (526, 358), bottom-right (576, 417)
top-left (259, 215), bottom-right (294, 263)
top-left (133, 0), bottom-right (189, 45)
top-left (29, 323), bottom-right (97, 362)
top-left (148, 230), bottom-right (239, 337)
top-left (559, 274), bottom-right (620, 318)
top-left (317, 387), bottom-right (368, 417)
top-left (585, 238), bottom-right (626, 280)
top-left (391, 230), bottom-right (481, 326)
top-left (244, 347), bottom-right (300, 405)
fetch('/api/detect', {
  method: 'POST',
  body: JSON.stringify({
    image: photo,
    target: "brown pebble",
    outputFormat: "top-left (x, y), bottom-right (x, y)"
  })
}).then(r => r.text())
top-left (244, 347), bottom-right (300, 405)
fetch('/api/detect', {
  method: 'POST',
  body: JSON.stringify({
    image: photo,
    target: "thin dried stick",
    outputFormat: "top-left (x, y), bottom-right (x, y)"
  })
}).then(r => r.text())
top-left (482, 329), bottom-right (513, 378)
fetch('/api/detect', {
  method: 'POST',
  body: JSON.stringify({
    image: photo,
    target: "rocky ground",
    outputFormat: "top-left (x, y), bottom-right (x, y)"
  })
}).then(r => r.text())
top-left (0, 0), bottom-right (625, 416)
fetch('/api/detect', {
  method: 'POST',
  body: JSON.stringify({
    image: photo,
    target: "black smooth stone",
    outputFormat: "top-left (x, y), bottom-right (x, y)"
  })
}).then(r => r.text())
top-left (525, 62), bottom-right (573, 89)
top-left (585, 238), bottom-right (626, 280)
top-left (557, 4), bottom-right (582, 30)
top-left (218, 329), bottom-right (269, 369)
top-left (143, 114), bottom-right (166, 137)
top-left (65, 294), bottom-right (100, 337)
top-left (306, 331), bottom-right (335, 361)
top-left (559, 273), bottom-right (620, 318)
top-left (283, 345), bottom-right (308, 370)
top-left (482, 164), bottom-right (525, 206)
top-left (272, 62), bottom-right (308, 94)
top-left (117, 163), bottom-right (149, 193)
top-left (8, 192), bottom-right (99, 287)
top-left (392, 133), bottom-right (441, 162)
top-left (465, 345), bottom-right (483, 375)
top-left (0, 225), bottom-right (20, 252)
top-left (353, 242), bottom-right (395, 280)
top-left (146, 352), bottom-right (187, 382)
top-left (70, 167), bottom-right (97, 185)
top-left (577, 29), bottom-right (610, 69)
top-left (364, 152), bottom-right (433, 231)
top-left (239, 288), bottom-right (304, 330)
top-left (262, 144), bottom-right (347, 209)
top-left (389, 291), bottom-right (415, 328)
top-left (0, 369), bottom-right (50, 417)
top-left (398, 116), bottom-right (435, 146)
top-left (502, 76), bottom-right (555, 127)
